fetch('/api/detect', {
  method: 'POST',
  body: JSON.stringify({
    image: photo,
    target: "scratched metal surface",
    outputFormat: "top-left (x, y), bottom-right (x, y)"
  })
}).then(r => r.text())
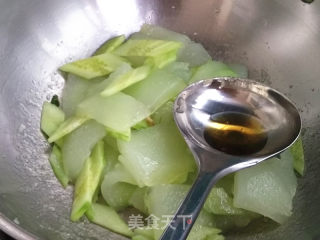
top-left (0, 0), bottom-right (320, 239)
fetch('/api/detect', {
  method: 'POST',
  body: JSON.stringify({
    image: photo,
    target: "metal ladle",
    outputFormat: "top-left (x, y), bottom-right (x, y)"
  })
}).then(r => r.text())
top-left (160, 77), bottom-right (301, 240)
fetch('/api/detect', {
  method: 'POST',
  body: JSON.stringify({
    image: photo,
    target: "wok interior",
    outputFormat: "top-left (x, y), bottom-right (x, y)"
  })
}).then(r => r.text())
top-left (0, 0), bottom-right (320, 239)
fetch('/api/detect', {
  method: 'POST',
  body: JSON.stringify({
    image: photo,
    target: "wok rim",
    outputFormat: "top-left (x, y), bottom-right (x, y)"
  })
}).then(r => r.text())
top-left (0, 213), bottom-right (36, 240)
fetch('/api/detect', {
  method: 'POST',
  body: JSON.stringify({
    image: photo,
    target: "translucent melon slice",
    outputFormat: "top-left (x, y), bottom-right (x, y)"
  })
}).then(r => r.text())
top-left (117, 123), bottom-right (195, 187)
top-left (190, 60), bottom-right (237, 83)
top-left (124, 69), bottom-right (186, 113)
top-left (77, 92), bottom-right (150, 137)
top-left (62, 74), bottom-right (92, 117)
top-left (101, 162), bottom-right (137, 210)
top-left (62, 120), bottom-right (106, 181)
top-left (233, 151), bottom-right (297, 224)
top-left (146, 184), bottom-right (223, 240)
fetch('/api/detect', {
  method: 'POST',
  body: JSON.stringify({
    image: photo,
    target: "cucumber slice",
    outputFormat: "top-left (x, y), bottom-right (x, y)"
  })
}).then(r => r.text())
top-left (189, 60), bottom-right (237, 83)
top-left (103, 138), bottom-right (119, 173)
top-left (129, 187), bottom-right (148, 214)
top-left (227, 63), bottom-right (248, 79)
top-left (136, 24), bottom-right (211, 68)
top-left (93, 35), bottom-right (126, 56)
top-left (86, 203), bottom-right (133, 237)
top-left (290, 137), bottom-right (305, 175)
top-left (146, 184), bottom-right (222, 240)
top-left (86, 63), bottom-right (132, 97)
top-left (205, 233), bottom-right (225, 240)
top-left (114, 39), bottom-right (182, 58)
top-left (133, 228), bottom-right (154, 239)
top-left (204, 187), bottom-right (244, 215)
top-left (187, 225), bottom-right (223, 240)
top-left (144, 50), bottom-right (178, 69)
top-left (100, 65), bottom-right (151, 97)
top-left (132, 235), bottom-right (152, 240)
top-left (234, 150), bottom-right (297, 224)
top-left (49, 145), bottom-right (69, 188)
top-left (118, 122), bottom-right (195, 187)
top-left (138, 24), bottom-right (192, 46)
top-left (163, 62), bottom-right (191, 83)
top-left (101, 162), bottom-right (137, 210)
top-left (151, 101), bottom-right (174, 125)
top-left (77, 92), bottom-right (150, 136)
top-left (71, 141), bottom-right (105, 221)
top-left (48, 116), bottom-right (89, 143)
top-left (40, 102), bottom-right (65, 137)
top-left (62, 120), bottom-right (106, 181)
top-left (125, 69), bottom-right (186, 113)
top-left (212, 212), bottom-right (260, 232)
top-left (62, 74), bottom-right (92, 117)
top-left (146, 184), bottom-right (189, 239)
top-left (178, 42), bottom-right (211, 67)
top-left (59, 53), bottom-right (126, 79)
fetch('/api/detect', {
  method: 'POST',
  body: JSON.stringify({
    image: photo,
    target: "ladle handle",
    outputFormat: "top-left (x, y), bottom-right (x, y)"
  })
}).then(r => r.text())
top-left (160, 172), bottom-right (216, 240)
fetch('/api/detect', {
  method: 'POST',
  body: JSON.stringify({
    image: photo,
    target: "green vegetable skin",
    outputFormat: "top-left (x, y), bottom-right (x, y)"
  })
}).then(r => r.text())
top-left (93, 35), bottom-right (126, 56)
top-left (41, 24), bottom-right (304, 240)
top-left (290, 137), bottom-right (305, 175)
top-left (71, 141), bottom-right (105, 221)
top-left (86, 203), bottom-right (133, 237)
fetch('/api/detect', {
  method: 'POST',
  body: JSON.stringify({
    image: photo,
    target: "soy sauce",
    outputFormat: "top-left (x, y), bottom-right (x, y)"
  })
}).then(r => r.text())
top-left (204, 112), bottom-right (267, 155)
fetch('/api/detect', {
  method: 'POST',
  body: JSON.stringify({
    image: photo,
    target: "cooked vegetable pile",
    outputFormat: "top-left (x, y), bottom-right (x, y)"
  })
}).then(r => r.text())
top-left (41, 24), bottom-right (305, 240)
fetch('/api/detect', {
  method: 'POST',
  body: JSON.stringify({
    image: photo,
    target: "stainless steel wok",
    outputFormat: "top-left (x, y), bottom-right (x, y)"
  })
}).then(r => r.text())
top-left (0, 0), bottom-right (320, 239)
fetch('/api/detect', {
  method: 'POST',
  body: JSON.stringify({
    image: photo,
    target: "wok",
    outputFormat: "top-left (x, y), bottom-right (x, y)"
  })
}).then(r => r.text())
top-left (0, 0), bottom-right (320, 239)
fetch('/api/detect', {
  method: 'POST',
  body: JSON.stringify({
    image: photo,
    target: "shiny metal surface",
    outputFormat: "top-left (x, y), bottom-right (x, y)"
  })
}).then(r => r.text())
top-left (161, 78), bottom-right (301, 240)
top-left (0, 0), bottom-right (320, 239)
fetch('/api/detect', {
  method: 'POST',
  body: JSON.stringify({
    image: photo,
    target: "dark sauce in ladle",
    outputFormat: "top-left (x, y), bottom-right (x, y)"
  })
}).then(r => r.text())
top-left (204, 112), bottom-right (268, 155)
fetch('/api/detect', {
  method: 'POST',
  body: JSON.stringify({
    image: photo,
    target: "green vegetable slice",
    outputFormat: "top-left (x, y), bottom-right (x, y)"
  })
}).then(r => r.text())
top-left (86, 63), bottom-right (132, 97)
top-left (101, 162), bottom-right (137, 210)
top-left (114, 39), bottom-right (182, 57)
top-left (133, 228), bottom-right (154, 239)
top-left (129, 187), bottom-right (148, 214)
top-left (137, 24), bottom-right (192, 45)
top-left (178, 42), bottom-right (211, 67)
top-left (290, 137), bottom-right (305, 175)
top-left (59, 53), bottom-right (126, 79)
top-left (62, 74), bottom-right (92, 117)
top-left (93, 35), bottom-right (126, 56)
top-left (234, 150), bottom-right (297, 224)
top-left (189, 60), bottom-right (237, 83)
top-left (77, 92), bottom-right (150, 137)
top-left (212, 213), bottom-right (260, 232)
top-left (100, 65), bottom-right (151, 97)
top-left (204, 188), bottom-right (244, 215)
top-left (41, 102), bottom-right (65, 137)
top-left (187, 225), bottom-right (223, 240)
top-left (118, 122), bottom-right (195, 187)
top-left (103, 137), bottom-right (119, 173)
top-left (144, 50), bottom-right (178, 69)
top-left (146, 184), bottom-right (223, 240)
top-left (86, 203), bottom-right (133, 237)
top-left (163, 62), bottom-right (191, 83)
top-left (125, 69), bottom-right (186, 113)
top-left (48, 116), bottom-right (89, 143)
top-left (49, 145), bottom-right (69, 188)
top-left (71, 141), bottom-right (105, 221)
top-left (62, 120), bottom-right (106, 181)
top-left (132, 235), bottom-right (151, 240)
